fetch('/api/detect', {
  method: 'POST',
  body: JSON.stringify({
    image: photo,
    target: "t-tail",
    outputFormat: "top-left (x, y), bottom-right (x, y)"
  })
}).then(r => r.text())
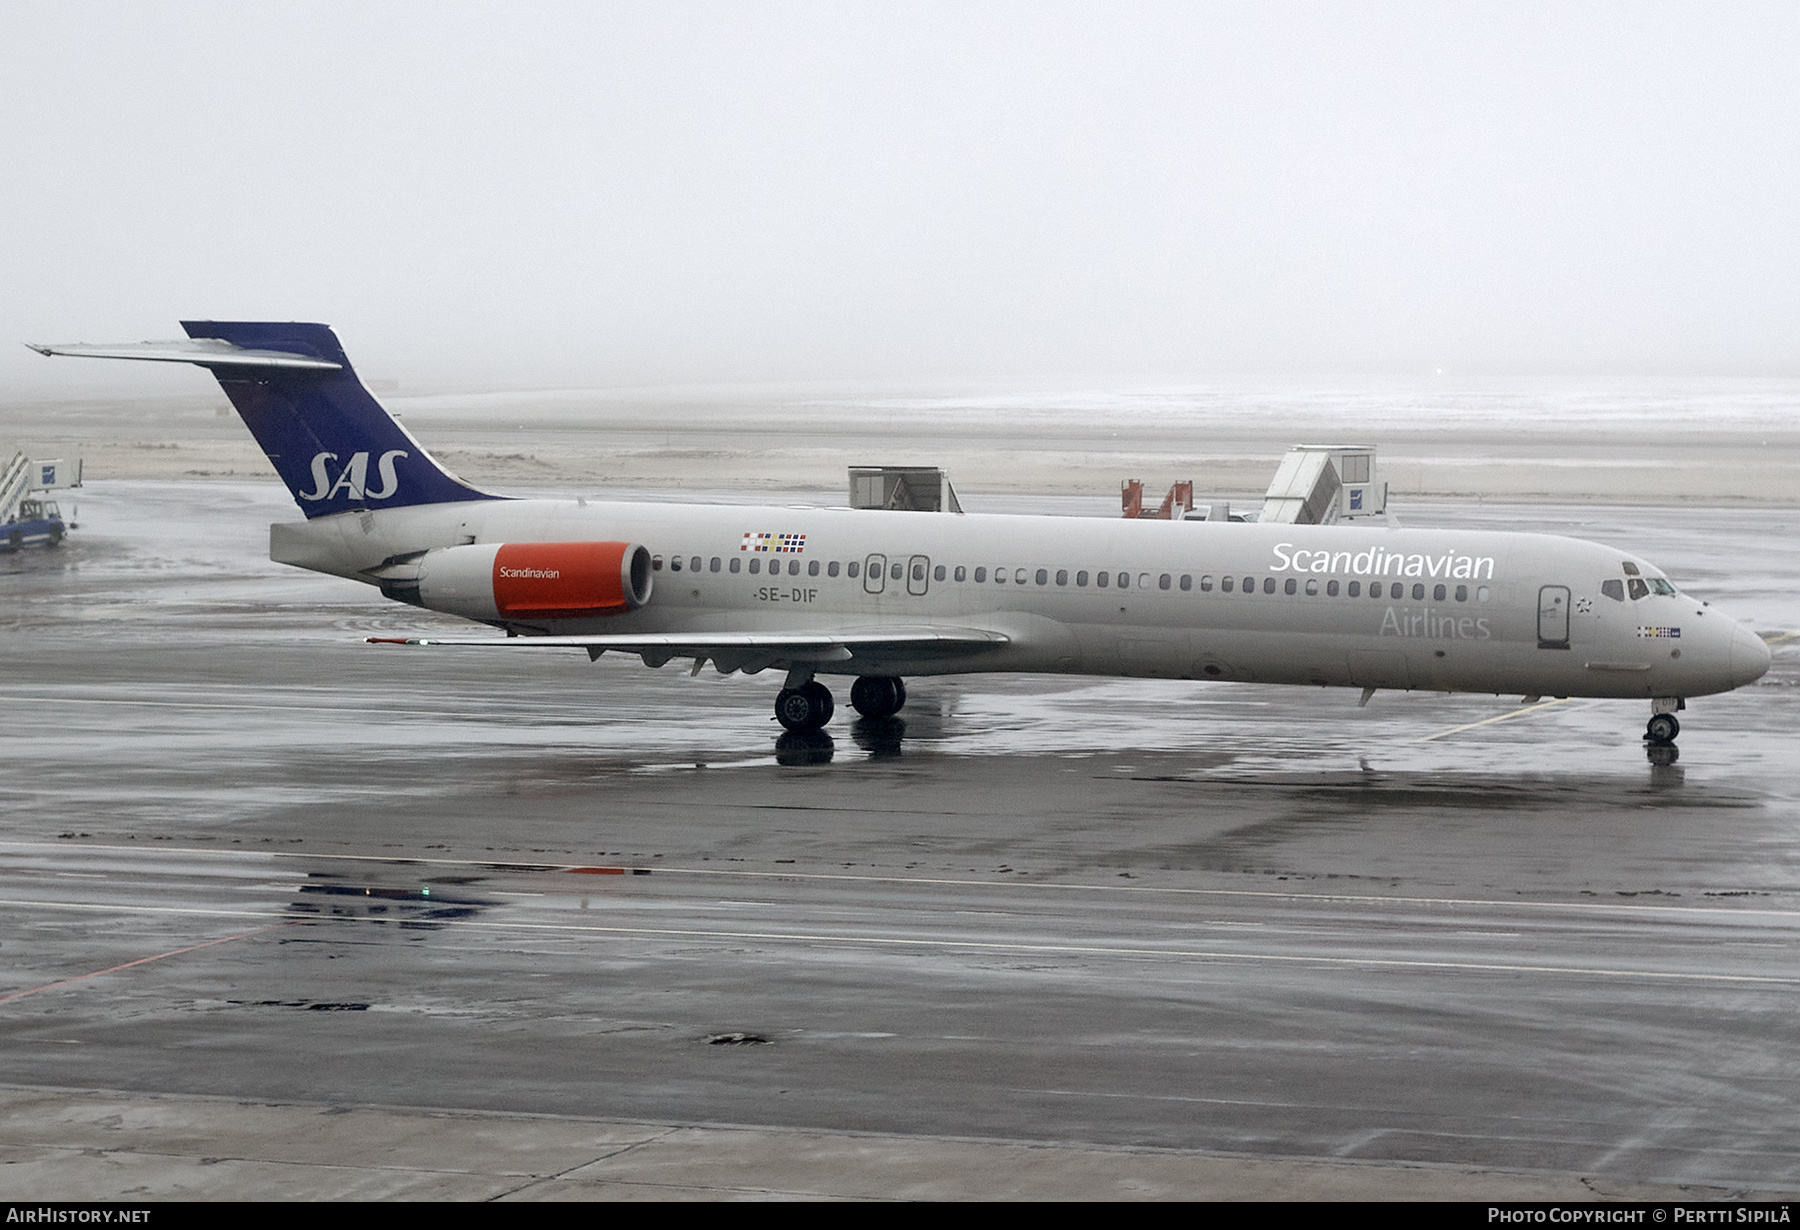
top-left (28, 321), bottom-right (501, 518)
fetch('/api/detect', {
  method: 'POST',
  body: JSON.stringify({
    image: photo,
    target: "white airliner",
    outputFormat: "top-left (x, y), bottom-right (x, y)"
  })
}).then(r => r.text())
top-left (31, 322), bottom-right (1770, 745)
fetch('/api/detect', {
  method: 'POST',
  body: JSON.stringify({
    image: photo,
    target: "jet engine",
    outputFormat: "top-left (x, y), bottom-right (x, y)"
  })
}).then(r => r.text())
top-left (413, 541), bottom-right (652, 623)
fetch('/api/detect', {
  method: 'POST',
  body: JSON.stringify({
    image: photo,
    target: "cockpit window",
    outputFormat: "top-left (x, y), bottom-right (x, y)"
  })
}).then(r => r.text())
top-left (1622, 562), bottom-right (1641, 576)
top-left (1627, 578), bottom-right (1649, 600)
top-left (1648, 577), bottom-right (1678, 596)
top-left (1601, 579), bottom-right (1624, 601)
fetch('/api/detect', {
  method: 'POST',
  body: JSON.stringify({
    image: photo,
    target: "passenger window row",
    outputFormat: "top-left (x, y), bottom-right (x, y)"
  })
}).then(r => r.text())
top-left (650, 553), bottom-right (1491, 603)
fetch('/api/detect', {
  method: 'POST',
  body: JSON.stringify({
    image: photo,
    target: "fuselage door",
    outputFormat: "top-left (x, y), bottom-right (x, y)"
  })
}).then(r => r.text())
top-left (1538, 585), bottom-right (1570, 649)
top-left (907, 554), bottom-right (930, 596)
top-left (864, 553), bottom-right (887, 595)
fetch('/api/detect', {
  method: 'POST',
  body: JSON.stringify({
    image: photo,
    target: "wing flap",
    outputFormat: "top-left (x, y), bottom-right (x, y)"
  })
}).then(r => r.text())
top-left (369, 626), bottom-right (1008, 670)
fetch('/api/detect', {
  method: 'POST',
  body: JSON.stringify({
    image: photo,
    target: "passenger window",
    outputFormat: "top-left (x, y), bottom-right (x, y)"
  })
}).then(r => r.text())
top-left (710, 557), bottom-right (721, 573)
top-left (1477, 586), bottom-right (1490, 602)
top-left (891, 562), bottom-right (904, 581)
top-left (1243, 576), bottom-right (1255, 593)
top-left (1284, 578), bottom-right (1297, 595)
top-left (748, 558), bottom-right (760, 574)
top-left (847, 561), bottom-right (859, 578)
top-left (1158, 573), bottom-right (1171, 590)
top-left (954, 566), bottom-right (965, 582)
top-left (1412, 583), bottom-right (1425, 600)
top-left (1454, 584), bottom-right (1467, 601)
top-left (670, 556), bottom-right (681, 571)
top-left (913, 562), bottom-right (925, 582)
top-left (1138, 573), bottom-right (1150, 590)
top-left (1263, 578), bottom-right (1276, 595)
top-left (934, 565), bottom-right (946, 581)
top-left (974, 567), bottom-right (986, 582)
top-left (1076, 571), bottom-right (1089, 586)
top-left (1628, 578), bottom-right (1648, 600)
top-left (1199, 575), bottom-right (1212, 592)
top-left (652, 556), bottom-right (663, 571)
top-left (1368, 582), bottom-right (1382, 598)
top-left (729, 557), bottom-right (741, 574)
top-left (995, 568), bottom-right (1007, 584)
top-left (1325, 580), bottom-right (1337, 596)
top-left (1017, 568), bottom-right (1029, 585)
top-left (1348, 581), bottom-right (1360, 597)
top-left (809, 559), bottom-right (820, 577)
top-left (691, 556), bottom-right (701, 572)
top-left (1179, 575), bottom-right (1191, 591)
top-left (1036, 569), bottom-right (1048, 585)
top-left (1221, 576), bottom-right (1234, 593)
top-left (1305, 579), bottom-right (1318, 596)
top-left (1056, 569), bottom-right (1068, 586)
top-left (1433, 584), bottom-right (1445, 601)
top-left (1097, 572), bottom-right (1109, 587)
top-left (828, 561), bottom-right (840, 577)
top-left (1116, 573), bottom-right (1129, 590)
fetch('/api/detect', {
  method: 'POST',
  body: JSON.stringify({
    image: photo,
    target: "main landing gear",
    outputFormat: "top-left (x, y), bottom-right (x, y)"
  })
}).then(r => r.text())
top-left (773, 675), bottom-right (909, 732)
top-left (850, 675), bottom-right (906, 719)
top-left (774, 681), bottom-right (834, 732)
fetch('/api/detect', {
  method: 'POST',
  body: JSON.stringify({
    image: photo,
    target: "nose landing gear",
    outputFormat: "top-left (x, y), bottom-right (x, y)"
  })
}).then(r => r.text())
top-left (1644, 697), bottom-right (1685, 745)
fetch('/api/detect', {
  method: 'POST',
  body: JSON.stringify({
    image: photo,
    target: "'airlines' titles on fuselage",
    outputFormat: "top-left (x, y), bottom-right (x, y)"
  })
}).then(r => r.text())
top-left (1269, 543), bottom-right (1496, 580)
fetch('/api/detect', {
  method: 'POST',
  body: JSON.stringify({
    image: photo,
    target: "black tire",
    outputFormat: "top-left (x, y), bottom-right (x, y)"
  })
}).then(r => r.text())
top-left (1645, 713), bottom-right (1680, 744)
top-left (775, 682), bottom-right (834, 732)
top-left (46, 525), bottom-right (63, 547)
top-left (800, 680), bottom-right (834, 727)
top-left (850, 676), bottom-right (906, 718)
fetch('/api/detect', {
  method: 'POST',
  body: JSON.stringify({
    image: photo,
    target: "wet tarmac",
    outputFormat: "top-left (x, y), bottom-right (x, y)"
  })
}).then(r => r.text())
top-left (2, 482), bottom-right (1798, 1199)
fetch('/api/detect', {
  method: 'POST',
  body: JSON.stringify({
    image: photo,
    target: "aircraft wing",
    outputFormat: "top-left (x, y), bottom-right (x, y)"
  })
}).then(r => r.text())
top-left (368, 626), bottom-right (1009, 673)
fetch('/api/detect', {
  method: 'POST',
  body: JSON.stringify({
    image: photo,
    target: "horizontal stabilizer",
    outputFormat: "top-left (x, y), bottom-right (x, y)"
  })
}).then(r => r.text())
top-left (29, 322), bottom-right (499, 519)
top-left (26, 339), bottom-right (342, 371)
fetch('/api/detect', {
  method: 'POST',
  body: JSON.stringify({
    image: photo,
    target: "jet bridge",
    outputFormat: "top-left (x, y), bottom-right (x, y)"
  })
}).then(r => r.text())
top-left (1258, 445), bottom-right (1386, 525)
top-left (848, 466), bottom-right (963, 513)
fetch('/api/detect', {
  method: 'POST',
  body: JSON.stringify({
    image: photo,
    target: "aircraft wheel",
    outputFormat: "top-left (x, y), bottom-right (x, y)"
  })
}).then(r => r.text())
top-left (1645, 713), bottom-right (1680, 744)
top-left (850, 676), bottom-right (906, 718)
top-left (775, 681), bottom-right (834, 732)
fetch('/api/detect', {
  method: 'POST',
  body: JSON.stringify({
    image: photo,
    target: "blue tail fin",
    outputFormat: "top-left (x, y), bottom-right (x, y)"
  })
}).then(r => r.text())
top-left (182, 321), bottom-right (500, 519)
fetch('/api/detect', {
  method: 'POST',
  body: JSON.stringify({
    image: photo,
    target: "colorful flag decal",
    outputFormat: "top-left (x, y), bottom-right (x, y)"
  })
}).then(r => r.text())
top-left (741, 532), bottom-right (806, 553)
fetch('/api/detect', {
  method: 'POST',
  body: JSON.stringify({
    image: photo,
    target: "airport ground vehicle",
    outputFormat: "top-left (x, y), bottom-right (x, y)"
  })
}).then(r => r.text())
top-left (30, 322), bottom-right (1770, 743)
top-left (0, 452), bottom-right (77, 551)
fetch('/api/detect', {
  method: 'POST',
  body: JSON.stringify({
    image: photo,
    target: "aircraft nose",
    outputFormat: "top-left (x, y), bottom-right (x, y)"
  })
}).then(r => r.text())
top-left (1729, 623), bottom-right (1772, 689)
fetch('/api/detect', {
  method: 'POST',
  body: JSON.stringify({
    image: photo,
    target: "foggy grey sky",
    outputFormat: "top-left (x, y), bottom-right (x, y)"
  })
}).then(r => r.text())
top-left (3, 1), bottom-right (1797, 396)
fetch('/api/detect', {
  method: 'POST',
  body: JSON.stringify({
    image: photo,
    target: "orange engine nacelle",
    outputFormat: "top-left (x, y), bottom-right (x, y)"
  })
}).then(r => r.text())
top-left (416, 541), bottom-right (653, 623)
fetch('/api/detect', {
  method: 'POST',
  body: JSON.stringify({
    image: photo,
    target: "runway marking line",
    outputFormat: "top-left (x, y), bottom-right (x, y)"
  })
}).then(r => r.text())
top-left (0, 693), bottom-right (457, 719)
top-left (0, 921), bottom-right (290, 1005)
top-left (5, 840), bottom-right (1799, 921)
top-left (1764, 630), bottom-right (1800, 646)
top-left (0, 902), bottom-right (1789, 988)
top-left (1416, 698), bottom-right (1575, 742)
